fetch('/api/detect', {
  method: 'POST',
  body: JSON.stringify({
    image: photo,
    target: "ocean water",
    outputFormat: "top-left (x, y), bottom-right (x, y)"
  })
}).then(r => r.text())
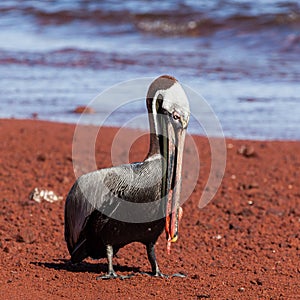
top-left (0, 0), bottom-right (300, 140)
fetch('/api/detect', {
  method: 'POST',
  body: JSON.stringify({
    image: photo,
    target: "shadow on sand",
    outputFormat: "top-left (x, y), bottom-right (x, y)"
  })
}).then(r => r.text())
top-left (32, 258), bottom-right (141, 275)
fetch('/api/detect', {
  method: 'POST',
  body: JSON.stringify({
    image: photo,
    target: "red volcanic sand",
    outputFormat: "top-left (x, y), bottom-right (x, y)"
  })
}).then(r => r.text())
top-left (0, 119), bottom-right (299, 299)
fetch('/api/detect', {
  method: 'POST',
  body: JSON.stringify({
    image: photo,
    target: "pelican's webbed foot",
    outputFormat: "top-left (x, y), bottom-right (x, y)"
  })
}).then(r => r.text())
top-left (141, 271), bottom-right (186, 278)
top-left (141, 270), bottom-right (168, 278)
top-left (97, 271), bottom-right (134, 280)
top-left (170, 272), bottom-right (186, 278)
top-left (97, 271), bottom-right (118, 280)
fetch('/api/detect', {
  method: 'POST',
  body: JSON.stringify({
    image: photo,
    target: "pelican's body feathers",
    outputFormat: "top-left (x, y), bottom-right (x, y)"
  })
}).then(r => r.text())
top-left (65, 155), bottom-right (164, 262)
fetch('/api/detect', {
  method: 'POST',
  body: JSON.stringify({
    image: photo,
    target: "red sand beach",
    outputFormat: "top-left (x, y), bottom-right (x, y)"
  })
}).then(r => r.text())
top-left (0, 119), bottom-right (299, 299)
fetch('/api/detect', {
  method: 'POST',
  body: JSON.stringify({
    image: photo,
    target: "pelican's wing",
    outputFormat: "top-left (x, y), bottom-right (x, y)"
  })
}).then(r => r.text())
top-left (64, 156), bottom-right (162, 260)
top-left (64, 170), bottom-right (109, 259)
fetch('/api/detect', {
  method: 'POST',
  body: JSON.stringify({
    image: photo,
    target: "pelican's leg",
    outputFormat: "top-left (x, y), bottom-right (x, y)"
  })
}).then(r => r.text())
top-left (145, 242), bottom-right (186, 278)
top-left (97, 245), bottom-right (133, 280)
top-left (97, 245), bottom-right (118, 279)
top-left (145, 242), bottom-right (168, 277)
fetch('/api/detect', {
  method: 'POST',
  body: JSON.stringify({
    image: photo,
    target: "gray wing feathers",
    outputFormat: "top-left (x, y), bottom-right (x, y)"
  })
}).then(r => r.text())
top-left (64, 177), bottom-right (93, 253)
top-left (65, 170), bottom-right (109, 253)
top-left (64, 156), bottom-right (162, 254)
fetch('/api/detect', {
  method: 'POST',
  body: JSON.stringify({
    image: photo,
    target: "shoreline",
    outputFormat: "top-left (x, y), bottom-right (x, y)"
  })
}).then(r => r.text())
top-left (3, 117), bottom-right (300, 143)
top-left (0, 118), bottom-right (299, 299)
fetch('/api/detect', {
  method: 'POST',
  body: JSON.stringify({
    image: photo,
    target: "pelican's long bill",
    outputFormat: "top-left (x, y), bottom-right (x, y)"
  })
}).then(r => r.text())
top-left (159, 109), bottom-right (187, 254)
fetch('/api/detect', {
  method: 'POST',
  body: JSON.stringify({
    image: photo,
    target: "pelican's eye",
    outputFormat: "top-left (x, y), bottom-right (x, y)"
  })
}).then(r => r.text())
top-left (172, 111), bottom-right (181, 121)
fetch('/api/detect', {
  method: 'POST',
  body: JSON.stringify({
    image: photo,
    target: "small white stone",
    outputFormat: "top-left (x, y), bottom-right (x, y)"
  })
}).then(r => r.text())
top-left (214, 234), bottom-right (222, 240)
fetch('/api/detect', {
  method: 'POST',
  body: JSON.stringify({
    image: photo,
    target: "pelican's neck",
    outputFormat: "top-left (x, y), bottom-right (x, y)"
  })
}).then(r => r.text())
top-left (146, 107), bottom-right (161, 158)
top-left (147, 134), bottom-right (161, 158)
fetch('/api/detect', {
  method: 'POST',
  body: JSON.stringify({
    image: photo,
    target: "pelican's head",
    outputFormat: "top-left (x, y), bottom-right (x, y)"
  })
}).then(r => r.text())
top-left (146, 75), bottom-right (190, 253)
top-left (146, 75), bottom-right (190, 131)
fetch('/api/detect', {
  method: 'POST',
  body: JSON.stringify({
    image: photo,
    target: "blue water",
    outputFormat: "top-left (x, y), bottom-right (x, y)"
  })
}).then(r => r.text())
top-left (0, 0), bottom-right (300, 140)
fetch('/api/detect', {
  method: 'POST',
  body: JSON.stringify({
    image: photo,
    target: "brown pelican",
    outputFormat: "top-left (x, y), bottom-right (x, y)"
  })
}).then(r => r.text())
top-left (64, 75), bottom-right (190, 279)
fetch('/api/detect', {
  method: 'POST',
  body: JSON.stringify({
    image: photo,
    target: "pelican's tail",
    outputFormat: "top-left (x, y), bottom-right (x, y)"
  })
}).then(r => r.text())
top-left (64, 179), bottom-right (92, 263)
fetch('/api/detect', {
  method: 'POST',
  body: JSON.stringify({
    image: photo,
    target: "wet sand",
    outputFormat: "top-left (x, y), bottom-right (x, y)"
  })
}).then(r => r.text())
top-left (0, 119), bottom-right (299, 299)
